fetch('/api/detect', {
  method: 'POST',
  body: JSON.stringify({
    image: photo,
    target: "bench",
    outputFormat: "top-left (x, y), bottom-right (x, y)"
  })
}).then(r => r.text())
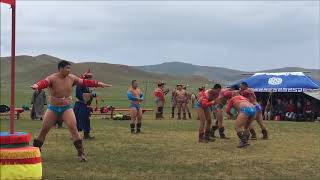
top-left (91, 108), bottom-right (153, 119)
top-left (0, 108), bottom-right (25, 120)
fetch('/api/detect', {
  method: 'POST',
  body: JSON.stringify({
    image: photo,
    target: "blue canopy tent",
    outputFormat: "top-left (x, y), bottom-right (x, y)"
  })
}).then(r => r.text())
top-left (232, 72), bottom-right (320, 92)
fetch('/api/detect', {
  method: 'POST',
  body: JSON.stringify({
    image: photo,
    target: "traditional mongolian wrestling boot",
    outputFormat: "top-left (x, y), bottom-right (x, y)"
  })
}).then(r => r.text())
top-left (160, 107), bottom-right (164, 119)
top-left (198, 132), bottom-right (208, 143)
top-left (130, 123), bottom-right (135, 134)
top-left (210, 125), bottom-right (218, 138)
top-left (84, 132), bottom-right (95, 140)
top-left (188, 113), bottom-right (192, 119)
top-left (136, 123), bottom-right (142, 134)
top-left (262, 129), bottom-right (268, 139)
top-left (33, 139), bottom-right (43, 151)
top-left (171, 107), bottom-right (175, 118)
top-left (204, 131), bottom-right (215, 142)
top-left (237, 131), bottom-right (250, 148)
top-left (177, 113), bottom-right (181, 120)
top-left (219, 127), bottom-right (229, 139)
top-left (249, 129), bottom-right (257, 140)
top-left (183, 113), bottom-right (187, 120)
top-left (73, 140), bottom-right (87, 162)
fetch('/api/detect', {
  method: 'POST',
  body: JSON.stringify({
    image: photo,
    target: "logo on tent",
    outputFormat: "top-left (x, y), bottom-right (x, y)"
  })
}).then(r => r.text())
top-left (268, 77), bottom-right (283, 85)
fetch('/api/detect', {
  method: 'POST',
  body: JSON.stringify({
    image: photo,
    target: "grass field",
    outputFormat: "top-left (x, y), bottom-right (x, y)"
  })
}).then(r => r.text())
top-left (1, 112), bottom-right (320, 180)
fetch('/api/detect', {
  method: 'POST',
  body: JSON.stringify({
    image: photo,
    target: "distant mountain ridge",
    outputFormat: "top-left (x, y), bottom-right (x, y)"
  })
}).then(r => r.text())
top-left (135, 62), bottom-right (320, 84)
top-left (1, 55), bottom-right (319, 86)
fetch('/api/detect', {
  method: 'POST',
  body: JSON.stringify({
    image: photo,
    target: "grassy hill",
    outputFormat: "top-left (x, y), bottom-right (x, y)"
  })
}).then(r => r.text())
top-left (0, 55), bottom-right (210, 108)
top-left (136, 62), bottom-right (320, 84)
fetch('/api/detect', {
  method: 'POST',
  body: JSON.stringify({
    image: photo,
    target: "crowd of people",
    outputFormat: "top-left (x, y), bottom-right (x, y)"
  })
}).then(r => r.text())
top-left (260, 95), bottom-right (320, 122)
top-left (29, 60), bottom-right (319, 162)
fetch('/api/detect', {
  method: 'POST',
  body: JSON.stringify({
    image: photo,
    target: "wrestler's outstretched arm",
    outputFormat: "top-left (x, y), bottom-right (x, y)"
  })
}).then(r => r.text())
top-left (72, 74), bottom-right (112, 88)
top-left (31, 77), bottom-right (51, 90)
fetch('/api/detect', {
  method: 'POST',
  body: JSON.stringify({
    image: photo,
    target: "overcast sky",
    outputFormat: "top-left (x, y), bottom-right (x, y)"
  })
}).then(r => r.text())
top-left (0, 1), bottom-right (319, 71)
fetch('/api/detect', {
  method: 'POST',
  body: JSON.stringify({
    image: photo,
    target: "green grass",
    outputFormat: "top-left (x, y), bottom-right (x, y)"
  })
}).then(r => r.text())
top-left (1, 112), bottom-right (320, 180)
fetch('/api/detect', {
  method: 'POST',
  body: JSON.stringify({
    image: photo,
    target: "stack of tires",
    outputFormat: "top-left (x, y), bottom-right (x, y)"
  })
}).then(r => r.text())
top-left (0, 132), bottom-right (42, 180)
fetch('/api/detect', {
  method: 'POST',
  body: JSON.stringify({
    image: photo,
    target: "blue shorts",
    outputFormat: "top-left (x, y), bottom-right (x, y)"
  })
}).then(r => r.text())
top-left (255, 104), bottom-right (262, 112)
top-left (48, 104), bottom-right (72, 116)
top-left (194, 101), bottom-right (201, 109)
top-left (240, 107), bottom-right (256, 118)
top-left (130, 103), bottom-right (141, 111)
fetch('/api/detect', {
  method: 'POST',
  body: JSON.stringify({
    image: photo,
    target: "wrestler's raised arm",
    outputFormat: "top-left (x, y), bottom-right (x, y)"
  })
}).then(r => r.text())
top-left (30, 76), bottom-right (51, 90)
top-left (72, 74), bottom-right (112, 88)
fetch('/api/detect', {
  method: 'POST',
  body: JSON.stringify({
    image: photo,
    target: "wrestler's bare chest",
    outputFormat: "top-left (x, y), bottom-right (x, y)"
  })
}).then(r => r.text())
top-left (49, 75), bottom-right (74, 97)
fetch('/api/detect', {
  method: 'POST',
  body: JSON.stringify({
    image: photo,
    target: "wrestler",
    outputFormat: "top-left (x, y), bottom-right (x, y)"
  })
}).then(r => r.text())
top-left (175, 84), bottom-right (188, 120)
top-left (226, 95), bottom-right (256, 148)
top-left (127, 80), bottom-right (144, 134)
top-left (183, 86), bottom-right (192, 119)
top-left (154, 81), bottom-right (169, 119)
top-left (31, 60), bottom-right (111, 162)
top-left (171, 86), bottom-right (177, 118)
top-left (195, 86), bottom-right (215, 143)
top-left (209, 84), bottom-right (233, 139)
top-left (239, 82), bottom-right (268, 139)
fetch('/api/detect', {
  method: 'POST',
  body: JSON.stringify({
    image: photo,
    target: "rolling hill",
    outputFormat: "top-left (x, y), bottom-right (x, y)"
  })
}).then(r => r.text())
top-left (0, 55), bottom-right (211, 107)
top-left (135, 62), bottom-right (320, 84)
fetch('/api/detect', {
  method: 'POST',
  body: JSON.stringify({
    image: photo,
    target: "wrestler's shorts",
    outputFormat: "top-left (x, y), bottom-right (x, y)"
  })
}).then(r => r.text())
top-left (255, 104), bottom-right (262, 112)
top-left (48, 104), bottom-right (72, 116)
top-left (240, 107), bottom-right (256, 118)
top-left (130, 103), bottom-right (141, 111)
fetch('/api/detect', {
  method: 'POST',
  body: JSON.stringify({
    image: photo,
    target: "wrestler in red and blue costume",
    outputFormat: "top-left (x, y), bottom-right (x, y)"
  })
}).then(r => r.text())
top-left (209, 84), bottom-right (234, 139)
top-left (127, 80), bottom-right (145, 133)
top-left (226, 95), bottom-right (256, 148)
top-left (239, 82), bottom-right (268, 139)
top-left (195, 87), bottom-right (215, 143)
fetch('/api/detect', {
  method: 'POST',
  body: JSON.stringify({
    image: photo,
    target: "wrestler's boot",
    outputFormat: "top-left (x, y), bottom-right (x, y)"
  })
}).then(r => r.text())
top-left (204, 131), bottom-right (215, 142)
top-left (198, 132), bottom-right (208, 143)
top-left (136, 123), bottom-right (142, 133)
top-left (33, 139), bottom-right (44, 151)
top-left (84, 132), bottom-right (95, 139)
top-left (183, 113), bottom-right (187, 120)
top-left (130, 123), bottom-right (135, 134)
top-left (177, 113), bottom-right (181, 120)
top-left (219, 127), bottom-right (229, 139)
top-left (171, 107), bottom-right (175, 118)
top-left (249, 128), bottom-right (257, 140)
top-left (237, 131), bottom-right (250, 148)
top-left (74, 140), bottom-right (87, 162)
top-left (262, 129), bottom-right (268, 139)
top-left (210, 125), bottom-right (218, 138)
top-left (188, 112), bottom-right (192, 119)
top-left (155, 112), bottom-right (160, 120)
top-left (160, 107), bottom-right (164, 119)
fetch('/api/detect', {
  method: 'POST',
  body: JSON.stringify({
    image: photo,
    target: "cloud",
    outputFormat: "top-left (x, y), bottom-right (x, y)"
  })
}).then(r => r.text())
top-left (1, 1), bottom-right (319, 71)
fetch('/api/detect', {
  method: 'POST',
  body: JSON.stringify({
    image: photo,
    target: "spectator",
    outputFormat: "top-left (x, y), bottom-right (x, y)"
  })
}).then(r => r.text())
top-left (304, 100), bottom-right (314, 121)
top-left (264, 102), bottom-right (272, 120)
top-left (31, 89), bottom-right (47, 120)
top-left (285, 99), bottom-right (296, 121)
top-left (272, 98), bottom-right (286, 120)
top-left (296, 99), bottom-right (304, 121)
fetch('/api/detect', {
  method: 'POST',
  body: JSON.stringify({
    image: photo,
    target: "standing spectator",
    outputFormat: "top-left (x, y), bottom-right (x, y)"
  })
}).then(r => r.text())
top-left (304, 100), bottom-right (314, 121)
top-left (31, 89), bottom-right (47, 120)
top-left (285, 99), bottom-right (296, 121)
top-left (264, 102), bottom-right (272, 120)
top-left (272, 98), bottom-right (286, 120)
top-left (296, 98), bottom-right (304, 121)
